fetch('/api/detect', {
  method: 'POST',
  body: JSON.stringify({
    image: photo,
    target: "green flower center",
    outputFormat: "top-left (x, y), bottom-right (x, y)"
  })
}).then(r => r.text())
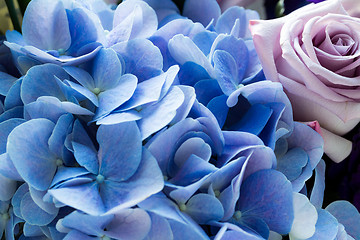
top-left (96, 174), bottom-right (105, 184)
top-left (92, 88), bottom-right (101, 95)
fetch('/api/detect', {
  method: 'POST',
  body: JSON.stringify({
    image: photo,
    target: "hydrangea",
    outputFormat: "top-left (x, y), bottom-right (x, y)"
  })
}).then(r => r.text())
top-left (0, 0), bottom-right (359, 239)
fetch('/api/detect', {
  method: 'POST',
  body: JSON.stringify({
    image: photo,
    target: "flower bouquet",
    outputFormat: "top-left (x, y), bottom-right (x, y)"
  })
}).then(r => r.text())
top-left (0, 0), bottom-right (359, 239)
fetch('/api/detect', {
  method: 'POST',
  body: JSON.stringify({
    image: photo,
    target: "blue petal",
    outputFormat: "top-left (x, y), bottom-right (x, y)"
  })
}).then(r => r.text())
top-left (0, 174), bottom-right (17, 201)
top-left (0, 72), bottom-right (17, 96)
top-left (95, 74), bottom-right (138, 120)
top-left (192, 31), bottom-right (218, 56)
top-left (63, 66), bottom-right (95, 90)
top-left (0, 118), bottom-right (25, 153)
top-left (213, 50), bottom-right (238, 96)
top-left (215, 7), bottom-right (247, 37)
top-left (194, 79), bottom-right (222, 106)
top-left (325, 201), bottom-right (360, 239)
top-left (64, 230), bottom-right (97, 240)
top-left (96, 110), bottom-right (142, 125)
top-left (277, 148), bottom-right (308, 181)
top-left (92, 48), bottom-right (122, 90)
top-left (238, 169), bottom-right (293, 234)
top-left (28, 186), bottom-right (58, 215)
top-left (170, 85), bottom-right (196, 124)
top-left (21, 64), bottom-right (68, 104)
top-left (62, 211), bottom-right (113, 236)
top-left (310, 159), bottom-right (326, 209)
top-left (12, 183), bottom-right (28, 219)
top-left (207, 94), bottom-right (228, 128)
top-left (7, 119), bottom-right (57, 191)
top-left (307, 209), bottom-right (338, 240)
top-left (48, 114), bottom-right (73, 160)
top-left (4, 79), bottom-right (22, 110)
top-left (112, 39), bottom-right (163, 82)
top-left (178, 61), bottom-right (211, 86)
top-left (168, 34), bottom-right (215, 78)
top-left (137, 86), bottom-right (184, 140)
top-left (113, 0), bottom-right (157, 40)
top-left (97, 121), bottom-right (142, 181)
top-left (183, 0), bottom-right (221, 26)
top-left (22, 0), bottom-right (71, 51)
top-left (145, 212), bottom-right (173, 240)
top-left (184, 193), bottom-right (224, 224)
top-left (0, 106), bottom-right (23, 123)
top-left (105, 208), bottom-right (151, 240)
top-left (23, 222), bottom-right (43, 237)
top-left (49, 182), bottom-right (105, 216)
top-left (100, 147), bottom-right (163, 214)
top-left (20, 192), bottom-right (58, 226)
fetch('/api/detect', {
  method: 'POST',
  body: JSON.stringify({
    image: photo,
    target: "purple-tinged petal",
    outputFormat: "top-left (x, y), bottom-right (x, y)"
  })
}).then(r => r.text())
top-left (105, 208), bottom-right (151, 240)
top-left (113, 0), bottom-right (157, 40)
top-left (97, 121), bottom-right (141, 181)
top-left (64, 230), bottom-right (97, 240)
top-left (238, 169), bottom-right (293, 234)
top-left (138, 86), bottom-right (185, 140)
top-left (22, 0), bottom-right (71, 51)
top-left (183, 0), bottom-right (221, 26)
top-left (20, 192), bottom-right (58, 226)
top-left (277, 148), bottom-right (308, 181)
top-left (95, 74), bottom-right (138, 120)
top-left (184, 193), bottom-right (224, 224)
top-left (100, 147), bottom-right (163, 214)
top-left (49, 182), bottom-right (105, 216)
top-left (169, 34), bottom-right (215, 78)
top-left (7, 119), bottom-right (57, 191)
top-left (112, 39), bottom-right (163, 82)
top-left (326, 201), bottom-right (360, 239)
top-left (167, 218), bottom-right (209, 240)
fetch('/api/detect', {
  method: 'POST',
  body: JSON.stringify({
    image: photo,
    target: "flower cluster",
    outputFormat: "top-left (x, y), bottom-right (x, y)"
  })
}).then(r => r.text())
top-left (0, 0), bottom-right (359, 239)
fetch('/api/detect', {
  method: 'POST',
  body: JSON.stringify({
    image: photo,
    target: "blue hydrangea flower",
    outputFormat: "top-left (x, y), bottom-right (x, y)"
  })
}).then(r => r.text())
top-left (48, 120), bottom-right (164, 215)
top-left (4, 0), bottom-right (104, 67)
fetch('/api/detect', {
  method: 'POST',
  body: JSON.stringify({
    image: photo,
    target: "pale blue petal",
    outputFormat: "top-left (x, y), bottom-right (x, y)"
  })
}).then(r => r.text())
top-left (170, 85), bottom-right (196, 124)
top-left (64, 230), bottom-right (97, 240)
top-left (277, 148), bottom-right (308, 181)
top-left (28, 186), bottom-right (58, 215)
top-left (169, 34), bottom-right (215, 78)
top-left (97, 121), bottom-right (141, 181)
top-left (49, 182), bottom-right (105, 216)
top-left (20, 192), bottom-right (58, 226)
top-left (185, 193), bottom-right (224, 224)
top-left (100, 148), bottom-right (163, 214)
top-left (21, 64), bottom-right (68, 104)
top-left (113, 0), bottom-right (157, 40)
top-left (144, 212), bottom-right (173, 240)
top-left (0, 174), bottom-right (17, 201)
top-left (0, 118), bottom-right (25, 153)
top-left (0, 72), bottom-right (17, 96)
top-left (213, 50), bottom-right (238, 96)
top-left (310, 159), bottom-right (326, 209)
top-left (92, 48), bottom-right (122, 90)
top-left (137, 86), bottom-right (184, 140)
top-left (7, 119), bottom-right (57, 191)
top-left (215, 7), bottom-right (247, 37)
top-left (4, 79), bottom-right (22, 110)
top-left (105, 208), bottom-right (151, 240)
top-left (96, 110), bottom-right (142, 125)
top-left (112, 39), bottom-right (163, 82)
top-left (325, 201), bottom-right (360, 239)
top-left (64, 80), bottom-right (99, 107)
top-left (63, 66), bottom-right (95, 90)
top-left (12, 183), bottom-right (28, 219)
top-left (51, 167), bottom-right (90, 187)
top-left (183, 0), bottom-right (221, 26)
top-left (48, 114), bottom-right (73, 160)
top-left (22, 0), bottom-right (71, 50)
top-left (192, 31), bottom-right (218, 56)
top-left (168, 218), bottom-right (209, 240)
top-left (95, 74), bottom-right (137, 120)
top-left (307, 209), bottom-right (338, 240)
top-left (23, 223), bottom-right (43, 237)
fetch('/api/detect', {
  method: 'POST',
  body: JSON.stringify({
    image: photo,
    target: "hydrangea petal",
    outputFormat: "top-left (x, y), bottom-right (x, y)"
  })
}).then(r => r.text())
top-left (105, 208), bottom-right (151, 240)
top-left (112, 39), bottom-right (163, 82)
top-left (0, 174), bottom-right (16, 201)
top-left (277, 148), bottom-right (308, 181)
top-left (238, 169), bottom-right (294, 234)
top-left (100, 148), bottom-right (163, 214)
top-left (7, 119), bottom-right (56, 191)
top-left (185, 193), bottom-right (224, 224)
top-left (145, 212), bottom-right (173, 240)
top-left (137, 86), bottom-right (185, 140)
top-left (183, 0), bottom-right (221, 26)
top-left (307, 209), bottom-right (338, 240)
top-left (169, 34), bottom-right (215, 78)
top-left (310, 159), bottom-right (326, 209)
top-left (20, 192), bottom-right (58, 226)
top-left (0, 72), bottom-right (17, 96)
top-left (48, 114), bottom-right (73, 160)
top-left (325, 201), bottom-right (360, 239)
top-left (97, 121), bottom-right (141, 181)
top-left (213, 50), bottom-right (238, 95)
top-left (4, 79), bottom-right (22, 111)
top-left (22, 0), bottom-right (71, 51)
top-left (289, 192), bottom-right (318, 239)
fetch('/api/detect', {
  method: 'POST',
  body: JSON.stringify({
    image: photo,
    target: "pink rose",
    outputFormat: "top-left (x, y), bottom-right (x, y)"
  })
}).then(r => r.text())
top-left (249, 0), bottom-right (360, 162)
